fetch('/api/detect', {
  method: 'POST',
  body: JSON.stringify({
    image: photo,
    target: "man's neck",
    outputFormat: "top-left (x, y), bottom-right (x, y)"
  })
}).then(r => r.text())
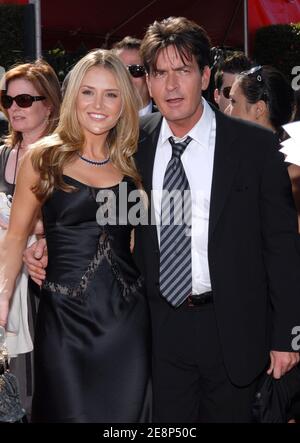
top-left (167, 100), bottom-right (204, 138)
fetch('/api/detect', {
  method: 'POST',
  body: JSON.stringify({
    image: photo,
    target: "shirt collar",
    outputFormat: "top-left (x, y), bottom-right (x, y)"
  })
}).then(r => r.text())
top-left (139, 101), bottom-right (153, 117)
top-left (160, 98), bottom-right (214, 149)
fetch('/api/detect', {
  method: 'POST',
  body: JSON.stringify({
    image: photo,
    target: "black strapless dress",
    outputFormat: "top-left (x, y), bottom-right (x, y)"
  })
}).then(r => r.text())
top-left (31, 175), bottom-right (151, 423)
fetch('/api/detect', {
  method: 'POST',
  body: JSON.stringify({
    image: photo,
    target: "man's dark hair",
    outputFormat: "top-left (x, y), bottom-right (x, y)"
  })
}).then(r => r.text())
top-left (214, 51), bottom-right (251, 91)
top-left (140, 16), bottom-right (211, 73)
top-left (113, 36), bottom-right (142, 51)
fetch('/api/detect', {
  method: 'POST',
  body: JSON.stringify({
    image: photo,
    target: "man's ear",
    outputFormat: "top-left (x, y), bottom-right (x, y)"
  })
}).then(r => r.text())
top-left (201, 66), bottom-right (211, 91)
top-left (214, 88), bottom-right (220, 105)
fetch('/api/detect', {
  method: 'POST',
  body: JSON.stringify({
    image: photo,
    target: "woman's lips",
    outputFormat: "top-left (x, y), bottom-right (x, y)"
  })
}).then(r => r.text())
top-left (88, 113), bottom-right (107, 121)
top-left (12, 115), bottom-right (25, 120)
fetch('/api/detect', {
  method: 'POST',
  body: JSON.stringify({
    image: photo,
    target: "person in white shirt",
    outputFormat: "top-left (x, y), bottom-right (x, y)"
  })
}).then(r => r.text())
top-left (23, 18), bottom-right (300, 423)
top-left (133, 16), bottom-right (300, 422)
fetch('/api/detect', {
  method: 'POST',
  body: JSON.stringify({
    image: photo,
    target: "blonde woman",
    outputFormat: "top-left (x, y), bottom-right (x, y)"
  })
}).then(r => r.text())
top-left (0, 50), bottom-right (150, 423)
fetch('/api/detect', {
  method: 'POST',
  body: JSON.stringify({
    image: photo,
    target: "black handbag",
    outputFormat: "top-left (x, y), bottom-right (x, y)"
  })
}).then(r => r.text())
top-left (252, 367), bottom-right (300, 423)
top-left (0, 326), bottom-right (26, 423)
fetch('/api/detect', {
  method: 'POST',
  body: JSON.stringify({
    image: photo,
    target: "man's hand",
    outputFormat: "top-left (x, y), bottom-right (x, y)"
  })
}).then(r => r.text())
top-left (23, 238), bottom-right (47, 286)
top-left (267, 350), bottom-right (300, 379)
top-left (32, 218), bottom-right (44, 236)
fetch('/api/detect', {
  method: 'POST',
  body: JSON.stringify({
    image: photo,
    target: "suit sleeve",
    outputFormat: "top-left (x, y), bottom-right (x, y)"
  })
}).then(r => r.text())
top-left (260, 133), bottom-right (300, 351)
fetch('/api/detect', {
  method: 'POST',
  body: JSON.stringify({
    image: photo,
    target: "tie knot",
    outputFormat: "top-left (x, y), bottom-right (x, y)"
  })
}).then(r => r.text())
top-left (169, 136), bottom-right (192, 159)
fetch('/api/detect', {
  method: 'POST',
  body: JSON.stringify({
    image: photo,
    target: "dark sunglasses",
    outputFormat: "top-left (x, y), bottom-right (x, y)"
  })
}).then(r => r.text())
top-left (221, 86), bottom-right (231, 99)
top-left (127, 64), bottom-right (146, 78)
top-left (0, 93), bottom-right (46, 109)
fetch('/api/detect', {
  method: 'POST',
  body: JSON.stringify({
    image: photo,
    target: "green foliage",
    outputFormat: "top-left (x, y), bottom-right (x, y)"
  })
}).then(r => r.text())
top-left (253, 23), bottom-right (300, 81)
top-left (0, 5), bottom-right (25, 70)
top-left (0, 1), bottom-right (87, 84)
top-left (45, 44), bottom-right (87, 82)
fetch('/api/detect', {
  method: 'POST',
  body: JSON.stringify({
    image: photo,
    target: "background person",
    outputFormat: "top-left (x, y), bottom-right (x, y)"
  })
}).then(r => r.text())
top-left (213, 51), bottom-right (251, 112)
top-left (225, 65), bottom-right (295, 138)
top-left (225, 65), bottom-right (300, 422)
top-left (113, 36), bottom-right (155, 115)
top-left (0, 59), bottom-right (61, 419)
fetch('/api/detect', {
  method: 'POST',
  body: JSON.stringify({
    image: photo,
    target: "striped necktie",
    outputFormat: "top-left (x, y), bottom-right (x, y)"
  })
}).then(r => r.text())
top-left (159, 136), bottom-right (192, 307)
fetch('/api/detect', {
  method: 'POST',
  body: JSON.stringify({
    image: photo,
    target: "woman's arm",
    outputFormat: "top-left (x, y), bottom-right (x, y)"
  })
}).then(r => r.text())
top-left (0, 151), bottom-right (41, 327)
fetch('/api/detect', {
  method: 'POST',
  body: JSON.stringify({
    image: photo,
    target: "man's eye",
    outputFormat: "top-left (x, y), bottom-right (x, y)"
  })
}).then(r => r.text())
top-left (153, 71), bottom-right (164, 78)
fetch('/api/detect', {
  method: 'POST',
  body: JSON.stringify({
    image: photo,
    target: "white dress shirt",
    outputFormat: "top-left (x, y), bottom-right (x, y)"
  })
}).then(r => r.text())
top-left (152, 98), bottom-right (216, 295)
top-left (139, 101), bottom-right (153, 117)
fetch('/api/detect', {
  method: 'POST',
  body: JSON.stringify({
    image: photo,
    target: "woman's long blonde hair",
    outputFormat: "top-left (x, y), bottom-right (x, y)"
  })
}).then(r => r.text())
top-left (0, 59), bottom-right (61, 148)
top-left (31, 49), bottom-right (141, 201)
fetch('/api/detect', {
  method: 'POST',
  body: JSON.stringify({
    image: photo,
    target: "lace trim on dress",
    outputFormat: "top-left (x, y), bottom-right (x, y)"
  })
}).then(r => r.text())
top-left (42, 231), bottom-right (143, 301)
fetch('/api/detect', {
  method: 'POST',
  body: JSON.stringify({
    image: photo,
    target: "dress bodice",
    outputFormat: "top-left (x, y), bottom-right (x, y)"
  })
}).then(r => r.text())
top-left (42, 175), bottom-right (141, 292)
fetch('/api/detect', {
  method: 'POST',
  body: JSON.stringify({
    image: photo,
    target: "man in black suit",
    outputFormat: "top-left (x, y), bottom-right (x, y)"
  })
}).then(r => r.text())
top-left (133, 16), bottom-right (300, 422)
top-left (23, 17), bottom-right (300, 422)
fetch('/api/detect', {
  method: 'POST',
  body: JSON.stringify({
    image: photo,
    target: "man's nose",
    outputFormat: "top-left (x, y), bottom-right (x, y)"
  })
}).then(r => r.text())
top-left (166, 72), bottom-right (178, 90)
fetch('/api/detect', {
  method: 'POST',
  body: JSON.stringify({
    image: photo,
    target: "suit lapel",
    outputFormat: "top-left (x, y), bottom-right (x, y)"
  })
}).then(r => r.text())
top-left (209, 110), bottom-right (241, 240)
top-left (138, 114), bottom-right (163, 249)
top-left (139, 134), bottom-right (160, 198)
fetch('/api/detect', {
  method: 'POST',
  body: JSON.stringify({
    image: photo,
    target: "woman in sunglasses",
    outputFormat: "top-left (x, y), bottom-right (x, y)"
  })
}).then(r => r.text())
top-left (0, 60), bottom-right (61, 224)
top-left (0, 59), bottom-right (61, 419)
top-left (0, 49), bottom-right (150, 423)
